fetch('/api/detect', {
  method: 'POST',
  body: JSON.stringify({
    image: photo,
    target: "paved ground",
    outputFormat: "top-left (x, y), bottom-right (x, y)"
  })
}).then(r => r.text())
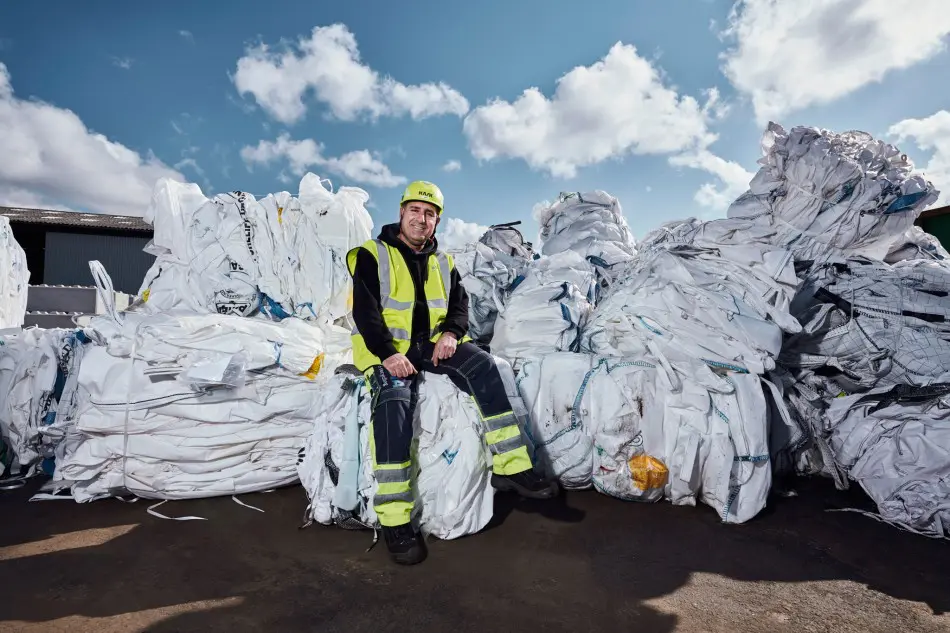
top-left (0, 476), bottom-right (948, 633)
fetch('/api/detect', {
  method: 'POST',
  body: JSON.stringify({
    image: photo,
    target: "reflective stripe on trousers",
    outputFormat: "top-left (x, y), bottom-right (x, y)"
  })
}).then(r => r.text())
top-left (366, 342), bottom-right (533, 527)
top-left (367, 364), bottom-right (416, 527)
top-left (480, 410), bottom-right (533, 475)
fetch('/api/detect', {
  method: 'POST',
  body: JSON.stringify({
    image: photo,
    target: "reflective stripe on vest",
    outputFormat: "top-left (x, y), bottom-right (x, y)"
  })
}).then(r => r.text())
top-left (428, 251), bottom-right (452, 336)
top-left (350, 323), bottom-right (411, 342)
top-left (375, 241), bottom-right (450, 310)
top-left (374, 239), bottom-right (413, 311)
top-left (347, 238), bottom-right (462, 372)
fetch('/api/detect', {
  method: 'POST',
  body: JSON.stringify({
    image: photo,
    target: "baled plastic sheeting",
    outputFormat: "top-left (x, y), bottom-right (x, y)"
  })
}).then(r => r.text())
top-left (827, 384), bottom-right (950, 538)
top-left (585, 242), bottom-right (801, 375)
top-left (0, 216), bottom-right (29, 329)
top-left (782, 257), bottom-right (950, 392)
top-left (478, 224), bottom-right (534, 259)
top-left (48, 308), bottom-right (351, 502)
top-left (451, 237), bottom-right (532, 345)
top-left (0, 328), bottom-right (86, 473)
top-left (491, 251), bottom-right (596, 365)
top-left (885, 225), bottom-right (950, 264)
top-left (727, 122), bottom-right (939, 262)
top-left (137, 173), bottom-right (373, 322)
top-left (535, 191), bottom-right (637, 267)
top-left (517, 352), bottom-right (773, 523)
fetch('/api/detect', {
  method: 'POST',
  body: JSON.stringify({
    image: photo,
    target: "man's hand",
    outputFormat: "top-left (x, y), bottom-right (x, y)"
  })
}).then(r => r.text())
top-left (383, 353), bottom-right (417, 378)
top-left (431, 332), bottom-right (458, 367)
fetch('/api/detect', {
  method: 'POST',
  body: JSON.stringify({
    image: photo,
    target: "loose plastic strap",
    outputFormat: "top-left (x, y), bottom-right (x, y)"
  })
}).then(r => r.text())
top-left (88, 260), bottom-right (122, 324)
top-left (28, 492), bottom-right (76, 501)
top-left (0, 476), bottom-right (28, 491)
top-left (298, 504), bottom-right (314, 530)
top-left (232, 495), bottom-right (265, 513)
top-left (365, 528), bottom-right (379, 553)
top-left (147, 500), bottom-right (208, 521)
top-left (760, 377), bottom-right (806, 454)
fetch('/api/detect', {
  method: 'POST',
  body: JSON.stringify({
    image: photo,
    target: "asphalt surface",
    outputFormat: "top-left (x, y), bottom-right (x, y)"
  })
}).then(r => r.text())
top-left (1, 476), bottom-right (948, 633)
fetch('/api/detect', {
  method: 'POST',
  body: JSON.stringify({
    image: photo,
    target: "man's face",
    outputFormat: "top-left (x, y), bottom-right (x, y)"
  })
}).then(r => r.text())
top-left (399, 201), bottom-right (440, 247)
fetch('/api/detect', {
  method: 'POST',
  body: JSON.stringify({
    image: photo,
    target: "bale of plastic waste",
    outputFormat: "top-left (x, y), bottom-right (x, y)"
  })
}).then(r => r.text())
top-left (518, 352), bottom-right (773, 523)
top-left (727, 122), bottom-right (940, 262)
top-left (451, 224), bottom-right (534, 346)
top-left (137, 173), bottom-right (373, 323)
top-left (0, 216), bottom-right (29, 329)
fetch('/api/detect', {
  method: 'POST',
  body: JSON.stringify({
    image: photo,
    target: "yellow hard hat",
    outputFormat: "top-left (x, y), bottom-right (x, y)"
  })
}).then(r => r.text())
top-left (400, 180), bottom-right (444, 214)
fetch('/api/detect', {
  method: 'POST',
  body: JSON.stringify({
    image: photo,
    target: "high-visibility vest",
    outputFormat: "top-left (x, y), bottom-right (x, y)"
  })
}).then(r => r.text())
top-left (346, 238), bottom-right (468, 371)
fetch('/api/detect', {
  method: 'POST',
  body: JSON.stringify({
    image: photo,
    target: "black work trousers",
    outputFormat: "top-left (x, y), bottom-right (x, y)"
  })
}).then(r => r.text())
top-left (366, 340), bottom-right (532, 527)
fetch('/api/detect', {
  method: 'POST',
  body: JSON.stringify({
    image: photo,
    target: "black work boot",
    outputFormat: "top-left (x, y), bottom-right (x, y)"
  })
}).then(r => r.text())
top-left (381, 524), bottom-right (428, 565)
top-left (491, 469), bottom-right (560, 499)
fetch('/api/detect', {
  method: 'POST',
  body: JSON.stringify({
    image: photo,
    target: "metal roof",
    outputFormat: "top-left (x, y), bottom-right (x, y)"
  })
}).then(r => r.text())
top-left (918, 204), bottom-right (950, 221)
top-left (0, 206), bottom-right (152, 232)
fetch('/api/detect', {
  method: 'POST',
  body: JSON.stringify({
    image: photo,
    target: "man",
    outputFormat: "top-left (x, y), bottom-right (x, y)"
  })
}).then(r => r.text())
top-left (347, 180), bottom-right (559, 565)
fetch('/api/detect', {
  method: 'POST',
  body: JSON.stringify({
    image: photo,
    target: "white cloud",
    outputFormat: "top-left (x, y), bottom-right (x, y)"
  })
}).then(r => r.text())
top-left (174, 157), bottom-right (211, 192)
top-left (459, 38), bottom-right (747, 209)
top-left (226, 92), bottom-right (257, 115)
top-left (112, 56), bottom-right (134, 70)
top-left (668, 149), bottom-right (754, 216)
top-left (0, 185), bottom-right (77, 212)
top-left (0, 67), bottom-right (9, 99)
top-left (438, 217), bottom-right (489, 251)
top-left (174, 157), bottom-right (204, 177)
top-left (462, 42), bottom-right (718, 178)
top-left (442, 159), bottom-right (462, 173)
top-left (0, 62), bottom-right (183, 216)
top-left (888, 111), bottom-right (950, 206)
top-left (322, 150), bottom-right (406, 188)
top-left (720, 0), bottom-right (950, 125)
top-left (232, 24), bottom-right (470, 124)
top-left (241, 136), bottom-right (321, 174)
top-left (179, 30), bottom-right (194, 42)
top-left (240, 133), bottom-right (406, 188)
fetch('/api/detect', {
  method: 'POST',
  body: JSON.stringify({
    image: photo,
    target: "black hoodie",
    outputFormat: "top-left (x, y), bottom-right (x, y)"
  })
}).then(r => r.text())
top-left (350, 222), bottom-right (470, 365)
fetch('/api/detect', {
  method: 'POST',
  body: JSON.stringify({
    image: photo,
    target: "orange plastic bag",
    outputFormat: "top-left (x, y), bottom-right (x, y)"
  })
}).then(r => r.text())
top-left (628, 454), bottom-right (669, 492)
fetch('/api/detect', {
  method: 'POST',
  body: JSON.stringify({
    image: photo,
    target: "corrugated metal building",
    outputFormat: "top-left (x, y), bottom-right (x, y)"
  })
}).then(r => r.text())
top-left (0, 206), bottom-right (154, 294)
top-left (916, 204), bottom-right (950, 248)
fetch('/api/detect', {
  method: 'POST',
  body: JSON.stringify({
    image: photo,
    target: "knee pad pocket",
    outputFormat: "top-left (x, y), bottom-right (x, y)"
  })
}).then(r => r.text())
top-left (457, 352), bottom-right (491, 379)
top-left (373, 386), bottom-right (412, 412)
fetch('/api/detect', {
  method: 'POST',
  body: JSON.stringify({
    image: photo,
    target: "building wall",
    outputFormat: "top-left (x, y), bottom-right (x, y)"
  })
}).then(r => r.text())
top-left (11, 223), bottom-right (46, 284)
top-left (44, 231), bottom-right (153, 294)
top-left (919, 214), bottom-right (950, 252)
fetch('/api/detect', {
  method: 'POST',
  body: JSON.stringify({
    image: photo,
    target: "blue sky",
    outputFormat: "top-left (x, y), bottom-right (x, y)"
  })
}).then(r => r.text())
top-left (1, 0), bottom-right (950, 246)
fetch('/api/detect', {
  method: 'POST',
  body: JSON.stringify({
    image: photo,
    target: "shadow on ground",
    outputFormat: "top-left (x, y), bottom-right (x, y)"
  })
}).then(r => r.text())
top-left (0, 475), bottom-right (947, 632)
